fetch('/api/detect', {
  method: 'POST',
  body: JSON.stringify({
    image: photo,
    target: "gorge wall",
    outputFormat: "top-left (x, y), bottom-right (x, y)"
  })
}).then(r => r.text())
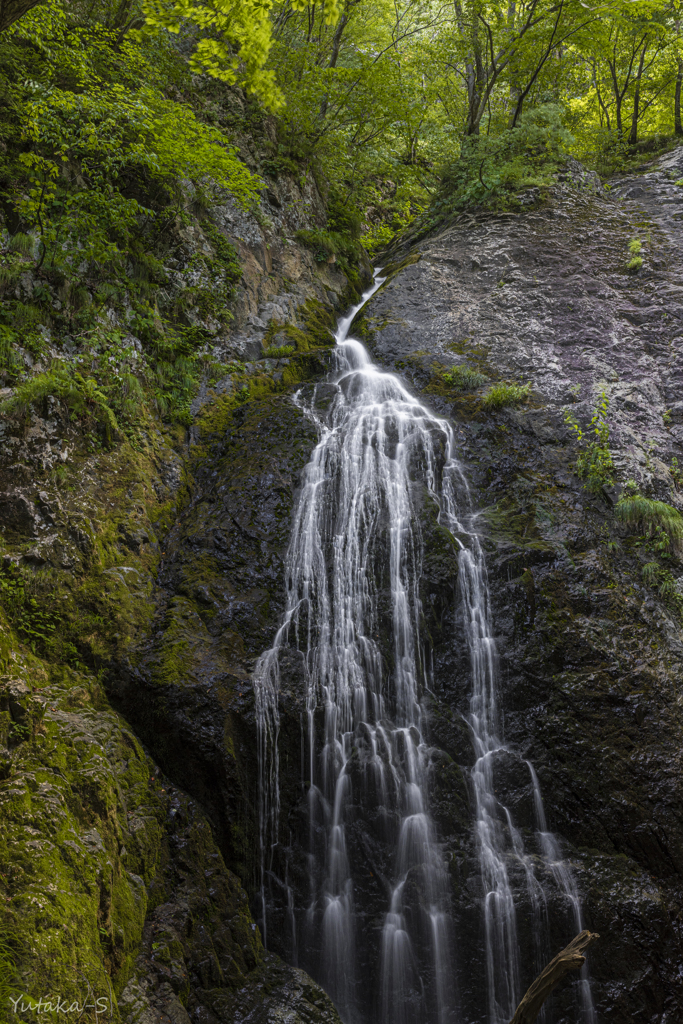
top-left (2, 146), bottom-right (683, 1024)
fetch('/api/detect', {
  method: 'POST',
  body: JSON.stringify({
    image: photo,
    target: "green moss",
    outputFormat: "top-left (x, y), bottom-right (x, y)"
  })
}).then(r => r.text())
top-left (0, 635), bottom-right (165, 1011)
top-left (278, 298), bottom-right (337, 352)
top-left (480, 490), bottom-right (552, 555)
top-left (196, 351), bottom-right (328, 442)
top-left (148, 596), bottom-right (210, 687)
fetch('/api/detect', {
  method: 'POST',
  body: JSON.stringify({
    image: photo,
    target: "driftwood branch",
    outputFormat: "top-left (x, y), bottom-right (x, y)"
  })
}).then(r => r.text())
top-left (508, 929), bottom-right (599, 1024)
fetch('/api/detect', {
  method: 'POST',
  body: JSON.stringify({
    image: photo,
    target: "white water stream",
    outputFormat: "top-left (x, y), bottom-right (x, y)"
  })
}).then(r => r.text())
top-left (254, 274), bottom-right (595, 1024)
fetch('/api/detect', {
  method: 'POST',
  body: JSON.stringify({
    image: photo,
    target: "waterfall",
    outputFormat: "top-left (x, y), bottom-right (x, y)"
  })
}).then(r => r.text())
top-left (254, 273), bottom-right (594, 1024)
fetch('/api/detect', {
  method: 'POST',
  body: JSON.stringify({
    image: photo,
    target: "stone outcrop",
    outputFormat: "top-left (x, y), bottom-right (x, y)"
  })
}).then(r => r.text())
top-left (0, 157), bottom-right (362, 1020)
top-left (350, 148), bottom-right (683, 1021)
top-left (3, 145), bottom-right (683, 1024)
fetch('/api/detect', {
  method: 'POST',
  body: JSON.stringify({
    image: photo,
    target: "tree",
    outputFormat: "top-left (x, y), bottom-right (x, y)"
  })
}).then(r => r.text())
top-left (141, 0), bottom-right (343, 110)
top-left (0, 0), bottom-right (44, 32)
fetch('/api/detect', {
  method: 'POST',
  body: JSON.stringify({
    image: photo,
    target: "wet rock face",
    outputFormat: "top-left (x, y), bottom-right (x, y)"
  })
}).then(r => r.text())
top-left (0, 631), bottom-right (341, 1024)
top-left (355, 152), bottom-right (683, 1021)
top-left (113, 392), bottom-right (322, 879)
top-left (92, 153), bottom-right (683, 1023)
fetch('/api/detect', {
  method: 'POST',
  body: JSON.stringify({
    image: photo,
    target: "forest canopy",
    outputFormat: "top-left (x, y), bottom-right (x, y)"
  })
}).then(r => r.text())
top-left (2, 0), bottom-right (682, 249)
top-left (0, 0), bottom-right (680, 430)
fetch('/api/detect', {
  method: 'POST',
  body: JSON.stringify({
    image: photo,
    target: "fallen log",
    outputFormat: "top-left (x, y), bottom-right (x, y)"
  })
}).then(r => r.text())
top-left (508, 929), bottom-right (599, 1024)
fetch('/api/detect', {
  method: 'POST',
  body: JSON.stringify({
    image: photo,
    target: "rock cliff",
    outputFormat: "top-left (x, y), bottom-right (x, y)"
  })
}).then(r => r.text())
top-left (2, 145), bottom-right (683, 1024)
top-left (350, 149), bottom-right (683, 1021)
top-left (0, 158), bottom-right (361, 1021)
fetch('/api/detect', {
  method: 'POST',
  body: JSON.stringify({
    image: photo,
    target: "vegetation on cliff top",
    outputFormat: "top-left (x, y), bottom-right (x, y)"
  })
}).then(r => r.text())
top-left (0, 0), bottom-right (681, 301)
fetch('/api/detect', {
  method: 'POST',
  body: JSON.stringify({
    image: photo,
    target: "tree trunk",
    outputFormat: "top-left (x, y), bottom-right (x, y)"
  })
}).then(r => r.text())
top-left (628, 44), bottom-right (647, 147)
top-left (676, 56), bottom-right (683, 136)
top-left (319, 12), bottom-right (348, 120)
top-left (615, 93), bottom-right (623, 137)
top-left (0, 0), bottom-right (44, 32)
top-left (508, 930), bottom-right (599, 1024)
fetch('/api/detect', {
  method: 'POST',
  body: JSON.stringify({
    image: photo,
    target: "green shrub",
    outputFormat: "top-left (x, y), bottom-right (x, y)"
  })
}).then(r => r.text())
top-left (327, 188), bottom-right (363, 240)
top-left (1, 363), bottom-right (119, 439)
top-left (295, 227), bottom-right (363, 270)
top-left (435, 104), bottom-right (573, 214)
top-left (442, 365), bottom-right (488, 392)
top-left (482, 381), bottom-right (531, 409)
top-left (264, 344), bottom-right (295, 358)
top-left (615, 492), bottom-right (683, 553)
top-left (564, 390), bottom-right (614, 493)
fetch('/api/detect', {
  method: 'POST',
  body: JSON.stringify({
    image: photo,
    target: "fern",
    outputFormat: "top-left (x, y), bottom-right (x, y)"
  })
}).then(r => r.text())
top-left (615, 495), bottom-right (683, 552)
top-left (482, 381), bottom-right (530, 409)
top-left (264, 344), bottom-right (295, 358)
top-left (1, 363), bottom-right (119, 438)
top-left (442, 365), bottom-right (488, 392)
top-left (0, 939), bottom-right (18, 1014)
top-left (642, 561), bottom-right (659, 585)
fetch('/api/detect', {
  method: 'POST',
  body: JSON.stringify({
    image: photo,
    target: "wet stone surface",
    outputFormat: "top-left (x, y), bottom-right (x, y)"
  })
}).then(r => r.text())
top-left (355, 150), bottom-right (683, 1022)
top-left (106, 152), bottom-right (683, 1023)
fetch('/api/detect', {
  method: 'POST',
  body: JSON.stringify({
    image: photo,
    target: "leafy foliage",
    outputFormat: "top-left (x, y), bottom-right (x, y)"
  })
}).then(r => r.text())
top-left (295, 228), bottom-right (363, 272)
top-left (2, 363), bottom-right (118, 438)
top-left (141, 0), bottom-right (342, 110)
top-left (564, 390), bottom-right (615, 494)
top-left (441, 365), bottom-right (488, 392)
top-left (640, 560), bottom-right (683, 614)
top-left (482, 381), bottom-right (531, 410)
top-left (0, 3), bottom-right (261, 430)
top-left (615, 492), bottom-right (683, 553)
top-left (436, 106), bottom-right (573, 215)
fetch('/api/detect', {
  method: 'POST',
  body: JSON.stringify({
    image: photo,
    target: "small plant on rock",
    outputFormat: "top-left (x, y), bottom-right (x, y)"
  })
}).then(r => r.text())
top-left (481, 380), bottom-right (530, 409)
top-left (615, 484), bottom-right (683, 554)
top-left (264, 344), bottom-right (295, 358)
top-left (626, 238), bottom-right (643, 271)
top-left (640, 560), bottom-right (683, 613)
top-left (442, 365), bottom-right (488, 391)
top-left (564, 389), bottom-right (614, 494)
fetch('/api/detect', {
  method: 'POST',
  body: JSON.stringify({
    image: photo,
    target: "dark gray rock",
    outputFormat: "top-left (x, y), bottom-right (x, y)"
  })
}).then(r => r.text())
top-left (108, 149), bottom-right (683, 1024)
top-left (353, 148), bottom-right (683, 1022)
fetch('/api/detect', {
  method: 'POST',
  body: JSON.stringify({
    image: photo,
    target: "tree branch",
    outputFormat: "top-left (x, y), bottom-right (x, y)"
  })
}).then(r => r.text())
top-left (508, 930), bottom-right (599, 1024)
top-left (0, 0), bottom-right (44, 32)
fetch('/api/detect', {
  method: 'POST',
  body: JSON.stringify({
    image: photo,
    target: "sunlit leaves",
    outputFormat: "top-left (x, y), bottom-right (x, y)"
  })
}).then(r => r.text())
top-left (140, 0), bottom-right (343, 110)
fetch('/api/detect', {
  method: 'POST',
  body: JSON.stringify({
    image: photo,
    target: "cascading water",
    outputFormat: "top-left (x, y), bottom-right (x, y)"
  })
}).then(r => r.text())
top-left (254, 273), bottom-right (595, 1024)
